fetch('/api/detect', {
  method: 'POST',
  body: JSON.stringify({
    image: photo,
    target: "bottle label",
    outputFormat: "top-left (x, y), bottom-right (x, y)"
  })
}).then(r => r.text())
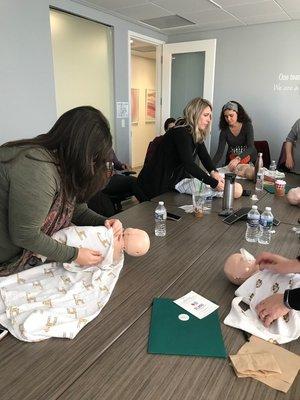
top-left (260, 218), bottom-right (273, 228)
top-left (248, 218), bottom-right (259, 227)
top-left (155, 211), bottom-right (165, 221)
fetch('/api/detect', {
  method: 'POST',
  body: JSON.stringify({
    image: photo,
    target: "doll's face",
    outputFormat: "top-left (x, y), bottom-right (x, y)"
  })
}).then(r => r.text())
top-left (123, 228), bottom-right (150, 257)
top-left (224, 253), bottom-right (259, 285)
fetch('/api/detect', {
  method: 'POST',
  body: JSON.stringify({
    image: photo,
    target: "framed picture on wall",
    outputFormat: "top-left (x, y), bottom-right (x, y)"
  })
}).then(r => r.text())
top-left (145, 89), bottom-right (156, 122)
top-left (131, 88), bottom-right (139, 124)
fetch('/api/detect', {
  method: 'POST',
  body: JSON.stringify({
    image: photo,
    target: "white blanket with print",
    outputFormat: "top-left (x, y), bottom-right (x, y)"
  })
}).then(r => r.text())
top-left (224, 270), bottom-right (300, 344)
top-left (0, 226), bottom-right (124, 342)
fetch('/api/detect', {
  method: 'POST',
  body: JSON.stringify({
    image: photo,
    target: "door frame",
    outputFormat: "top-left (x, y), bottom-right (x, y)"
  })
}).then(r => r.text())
top-left (128, 31), bottom-right (165, 167)
top-left (162, 39), bottom-right (217, 151)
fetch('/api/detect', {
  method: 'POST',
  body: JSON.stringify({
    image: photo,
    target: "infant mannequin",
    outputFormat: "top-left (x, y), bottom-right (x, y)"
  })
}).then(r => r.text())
top-left (287, 187), bottom-right (300, 206)
top-left (234, 164), bottom-right (255, 181)
top-left (224, 251), bottom-right (259, 285)
top-left (51, 226), bottom-right (150, 272)
top-left (234, 182), bottom-right (243, 199)
top-left (113, 228), bottom-right (150, 263)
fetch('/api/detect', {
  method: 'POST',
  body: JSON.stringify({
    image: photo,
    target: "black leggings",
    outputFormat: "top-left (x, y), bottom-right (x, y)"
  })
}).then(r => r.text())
top-left (88, 174), bottom-right (148, 217)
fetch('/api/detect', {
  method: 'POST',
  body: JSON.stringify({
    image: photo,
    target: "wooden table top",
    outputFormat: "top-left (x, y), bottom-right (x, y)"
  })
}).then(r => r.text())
top-left (1, 179), bottom-right (299, 400)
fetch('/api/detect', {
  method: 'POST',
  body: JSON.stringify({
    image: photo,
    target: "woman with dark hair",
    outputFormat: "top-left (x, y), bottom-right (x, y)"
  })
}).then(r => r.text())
top-left (0, 106), bottom-right (122, 276)
top-left (138, 97), bottom-right (224, 199)
top-left (212, 101), bottom-right (257, 170)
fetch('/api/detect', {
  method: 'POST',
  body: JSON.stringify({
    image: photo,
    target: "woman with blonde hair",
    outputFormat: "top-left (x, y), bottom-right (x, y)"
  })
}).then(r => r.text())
top-left (138, 97), bottom-right (224, 199)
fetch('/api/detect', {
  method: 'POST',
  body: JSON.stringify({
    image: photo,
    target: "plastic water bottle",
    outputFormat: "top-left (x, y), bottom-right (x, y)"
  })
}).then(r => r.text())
top-left (269, 160), bottom-right (276, 179)
top-left (245, 205), bottom-right (260, 242)
top-left (203, 185), bottom-right (213, 214)
top-left (155, 201), bottom-right (167, 237)
top-left (255, 168), bottom-right (264, 191)
top-left (258, 207), bottom-right (274, 245)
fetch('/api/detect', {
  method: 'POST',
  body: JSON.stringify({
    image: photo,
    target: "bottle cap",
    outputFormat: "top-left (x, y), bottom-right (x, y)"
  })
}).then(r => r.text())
top-left (158, 201), bottom-right (164, 205)
top-left (252, 205), bottom-right (258, 210)
top-left (265, 207), bottom-right (271, 211)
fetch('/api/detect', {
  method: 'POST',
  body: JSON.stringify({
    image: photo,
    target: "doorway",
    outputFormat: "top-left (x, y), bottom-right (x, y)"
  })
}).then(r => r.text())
top-left (128, 33), bottom-right (163, 169)
top-left (162, 39), bottom-right (216, 151)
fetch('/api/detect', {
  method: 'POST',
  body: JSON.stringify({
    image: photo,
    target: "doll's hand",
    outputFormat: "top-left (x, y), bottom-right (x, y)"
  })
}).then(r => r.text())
top-left (256, 294), bottom-right (289, 327)
top-left (75, 248), bottom-right (103, 266)
top-left (105, 218), bottom-right (123, 236)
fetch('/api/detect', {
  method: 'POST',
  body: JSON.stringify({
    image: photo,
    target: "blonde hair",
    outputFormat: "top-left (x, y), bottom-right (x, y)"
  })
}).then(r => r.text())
top-left (182, 97), bottom-right (212, 143)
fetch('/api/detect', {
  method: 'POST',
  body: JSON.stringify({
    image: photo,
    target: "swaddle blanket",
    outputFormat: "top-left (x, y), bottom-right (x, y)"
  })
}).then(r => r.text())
top-left (175, 178), bottom-right (223, 197)
top-left (0, 226), bottom-right (124, 342)
top-left (224, 270), bottom-right (300, 344)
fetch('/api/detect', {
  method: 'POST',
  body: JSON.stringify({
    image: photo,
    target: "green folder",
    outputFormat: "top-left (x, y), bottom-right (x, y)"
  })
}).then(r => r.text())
top-left (264, 184), bottom-right (292, 194)
top-left (148, 298), bottom-right (227, 358)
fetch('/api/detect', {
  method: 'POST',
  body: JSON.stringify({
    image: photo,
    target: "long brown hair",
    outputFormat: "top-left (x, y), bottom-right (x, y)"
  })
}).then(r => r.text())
top-left (2, 106), bottom-right (112, 202)
top-left (182, 97), bottom-right (212, 143)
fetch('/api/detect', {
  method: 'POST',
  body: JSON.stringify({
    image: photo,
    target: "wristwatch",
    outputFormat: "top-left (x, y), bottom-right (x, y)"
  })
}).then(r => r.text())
top-left (283, 290), bottom-right (292, 309)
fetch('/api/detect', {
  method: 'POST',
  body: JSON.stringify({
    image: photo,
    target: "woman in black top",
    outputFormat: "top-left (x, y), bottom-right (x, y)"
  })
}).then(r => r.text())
top-left (138, 98), bottom-right (224, 199)
top-left (212, 101), bottom-right (257, 170)
top-left (255, 252), bottom-right (300, 327)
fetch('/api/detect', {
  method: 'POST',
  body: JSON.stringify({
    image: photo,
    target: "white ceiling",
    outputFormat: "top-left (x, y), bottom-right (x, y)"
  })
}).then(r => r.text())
top-left (72, 0), bottom-right (300, 34)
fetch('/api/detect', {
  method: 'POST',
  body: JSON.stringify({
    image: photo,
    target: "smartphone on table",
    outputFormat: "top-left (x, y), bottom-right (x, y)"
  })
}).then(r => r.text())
top-left (167, 212), bottom-right (182, 221)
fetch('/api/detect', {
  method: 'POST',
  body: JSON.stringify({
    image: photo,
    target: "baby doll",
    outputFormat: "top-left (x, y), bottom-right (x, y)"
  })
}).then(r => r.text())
top-left (234, 164), bottom-right (255, 180)
top-left (287, 187), bottom-right (300, 207)
top-left (234, 182), bottom-right (243, 199)
top-left (113, 228), bottom-right (150, 263)
top-left (52, 226), bottom-right (150, 272)
top-left (224, 249), bottom-right (259, 285)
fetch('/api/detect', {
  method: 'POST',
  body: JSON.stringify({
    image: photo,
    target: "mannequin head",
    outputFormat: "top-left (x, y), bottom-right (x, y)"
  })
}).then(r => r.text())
top-left (224, 253), bottom-right (259, 285)
top-left (123, 228), bottom-right (150, 257)
top-left (234, 182), bottom-right (243, 198)
top-left (235, 164), bottom-right (254, 181)
top-left (287, 187), bottom-right (300, 206)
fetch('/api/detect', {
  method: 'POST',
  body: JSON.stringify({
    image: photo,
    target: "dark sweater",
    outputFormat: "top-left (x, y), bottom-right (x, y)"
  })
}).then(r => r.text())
top-left (0, 147), bottom-right (106, 271)
top-left (212, 121), bottom-right (257, 166)
top-left (138, 125), bottom-right (218, 199)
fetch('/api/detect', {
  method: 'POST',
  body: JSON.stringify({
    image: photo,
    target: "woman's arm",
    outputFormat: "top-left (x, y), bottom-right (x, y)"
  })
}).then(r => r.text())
top-left (173, 129), bottom-right (218, 188)
top-left (212, 131), bottom-right (227, 166)
top-left (9, 154), bottom-right (78, 262)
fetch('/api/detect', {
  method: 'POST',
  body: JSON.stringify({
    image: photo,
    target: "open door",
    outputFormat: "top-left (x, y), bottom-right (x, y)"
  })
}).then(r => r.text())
top-left (161, 39), bottom-right (216, 151)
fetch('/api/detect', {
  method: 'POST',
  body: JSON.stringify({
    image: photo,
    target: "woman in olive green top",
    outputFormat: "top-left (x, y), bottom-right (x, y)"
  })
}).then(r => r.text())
top-left (0, 106), bottom-right (122, 276)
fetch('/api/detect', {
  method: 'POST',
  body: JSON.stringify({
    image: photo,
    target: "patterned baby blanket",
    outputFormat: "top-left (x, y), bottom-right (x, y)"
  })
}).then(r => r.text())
top-left (224, 270), bottom-right (300, 344)
top-left (0, 226), bottom-right (124, 342)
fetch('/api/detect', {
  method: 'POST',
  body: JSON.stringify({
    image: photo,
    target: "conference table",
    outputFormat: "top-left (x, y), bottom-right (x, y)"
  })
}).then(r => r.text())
top-left (1, 175), bottom-right (299, 400)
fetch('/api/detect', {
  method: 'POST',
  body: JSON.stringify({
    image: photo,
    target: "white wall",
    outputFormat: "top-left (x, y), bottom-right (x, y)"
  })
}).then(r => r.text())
top-left (50, 10), bottom-right (114, 132)
top-left (0, 1), bottom-right (57, 142)
top-left (131, 55), bottom-right (156, 167)
top-left (0, 0), bottom-right (166, 165)
top-left (168, 21), bottom-right (300, 164)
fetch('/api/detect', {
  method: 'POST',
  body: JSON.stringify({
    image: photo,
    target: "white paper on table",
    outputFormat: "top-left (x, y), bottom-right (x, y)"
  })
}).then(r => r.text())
top-left (174, 291), bottom-right (219, 320)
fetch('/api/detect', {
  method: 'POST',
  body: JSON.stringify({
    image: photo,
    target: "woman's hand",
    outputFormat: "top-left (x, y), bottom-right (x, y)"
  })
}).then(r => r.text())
top-left (255, 252), bottom-right (299, 274)
top-left (228, 157), bottom-right (240, 171)
top-left (256, 294), bottom-right (289, 327)
top-left (210, 170), bottom-right (224, 182)
top-left (215, 180), bottom-right (224, 191)
top-left (75, 248), bottom-right (103, 266)
top-left (105, 218), bottom-right (123, 236)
